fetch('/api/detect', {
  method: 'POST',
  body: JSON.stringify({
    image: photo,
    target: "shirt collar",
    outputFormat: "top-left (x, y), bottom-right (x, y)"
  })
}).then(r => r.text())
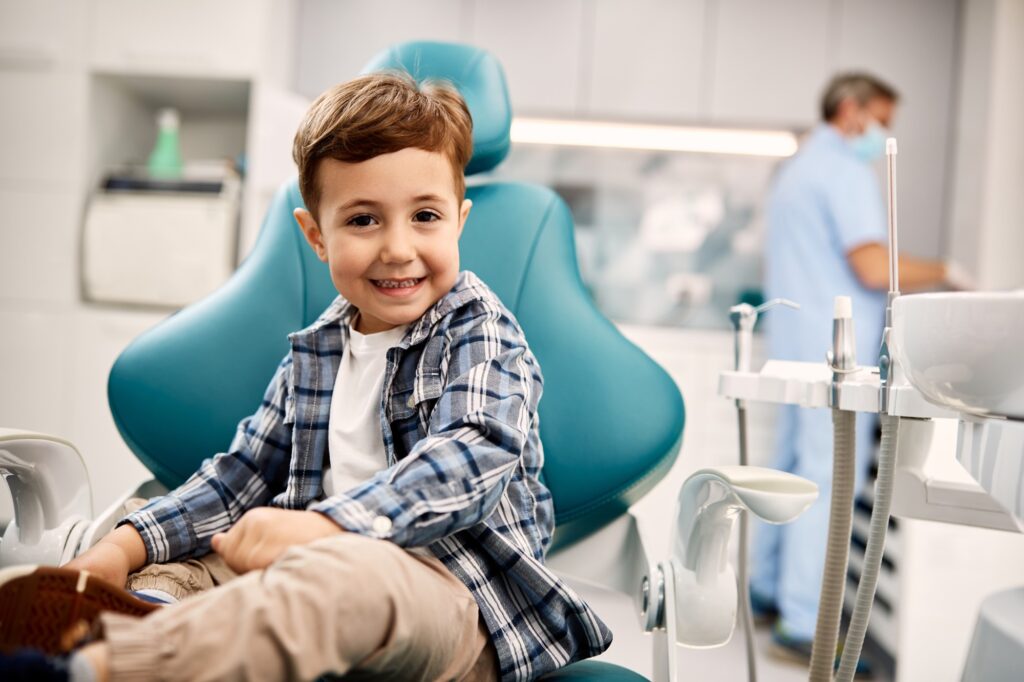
top-left (811, 123), bottom-right (856, 155)
top-left (288, 271), bottom-right (488, 348)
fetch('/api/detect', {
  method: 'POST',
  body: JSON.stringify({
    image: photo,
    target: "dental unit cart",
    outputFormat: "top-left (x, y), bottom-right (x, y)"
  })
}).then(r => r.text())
top-left (714, 139), bottom-right (1024, 680)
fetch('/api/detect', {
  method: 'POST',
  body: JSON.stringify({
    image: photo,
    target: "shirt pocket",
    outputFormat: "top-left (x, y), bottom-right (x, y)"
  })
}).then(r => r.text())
top-left (387, 374), bottom-right (445, 452)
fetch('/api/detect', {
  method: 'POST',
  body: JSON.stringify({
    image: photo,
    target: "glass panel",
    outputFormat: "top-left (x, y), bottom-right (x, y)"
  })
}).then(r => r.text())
top-left (492, 144), bottom-right (782, 330)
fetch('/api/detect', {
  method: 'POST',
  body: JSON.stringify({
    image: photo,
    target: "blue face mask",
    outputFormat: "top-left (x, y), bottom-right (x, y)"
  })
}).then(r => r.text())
top-left (849, 123), bottom-right (887, 162)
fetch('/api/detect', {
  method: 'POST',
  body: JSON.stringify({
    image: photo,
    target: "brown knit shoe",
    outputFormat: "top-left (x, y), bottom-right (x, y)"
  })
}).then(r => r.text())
top-left (0, 566), bottom-right (159, 655)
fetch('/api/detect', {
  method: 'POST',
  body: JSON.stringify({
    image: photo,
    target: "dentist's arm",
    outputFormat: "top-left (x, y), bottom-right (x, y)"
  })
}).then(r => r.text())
top-left (847, 242), bottom-right (949, 291)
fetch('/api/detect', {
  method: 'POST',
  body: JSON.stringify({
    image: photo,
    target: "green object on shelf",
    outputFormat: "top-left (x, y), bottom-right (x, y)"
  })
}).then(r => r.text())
top-left (148, 108), bottom-right (183, 179)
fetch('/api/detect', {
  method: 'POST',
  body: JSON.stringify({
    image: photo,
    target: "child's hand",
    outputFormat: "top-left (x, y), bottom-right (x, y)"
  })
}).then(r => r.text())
top-left (211, 508), bottom-right (344, 574)
top-left (62, 525), bottom-right (147, 588)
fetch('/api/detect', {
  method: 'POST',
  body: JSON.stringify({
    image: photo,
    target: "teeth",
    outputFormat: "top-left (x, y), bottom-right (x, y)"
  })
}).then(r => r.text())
top-left (374, 278), bottom-right (421, 289)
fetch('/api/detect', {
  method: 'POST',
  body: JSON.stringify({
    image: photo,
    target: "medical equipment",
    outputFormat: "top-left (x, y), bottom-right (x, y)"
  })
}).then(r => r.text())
top-left (729, 297), bottom-right (799, 682)
top-left (718, 136), bottom-right (1024, 680)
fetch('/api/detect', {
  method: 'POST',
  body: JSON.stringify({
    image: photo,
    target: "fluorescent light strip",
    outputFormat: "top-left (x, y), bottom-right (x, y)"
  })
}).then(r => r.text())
top-left (510, 117), bottom-right (798, 158)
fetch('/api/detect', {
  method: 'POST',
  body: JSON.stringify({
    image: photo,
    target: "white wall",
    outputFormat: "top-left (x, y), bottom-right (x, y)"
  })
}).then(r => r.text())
top-left (295, 0), bottom-right (960, 259)
top-left (949, 0), bottom-right (1024, 289)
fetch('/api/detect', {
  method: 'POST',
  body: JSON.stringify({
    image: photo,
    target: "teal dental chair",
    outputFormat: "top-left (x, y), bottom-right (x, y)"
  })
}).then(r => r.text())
top-left (105, 42), bottom-right (685, 680)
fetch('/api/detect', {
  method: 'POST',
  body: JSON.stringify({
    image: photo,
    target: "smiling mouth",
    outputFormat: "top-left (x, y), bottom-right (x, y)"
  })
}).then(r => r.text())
top-left (370, 277), bottom-right (425, 289)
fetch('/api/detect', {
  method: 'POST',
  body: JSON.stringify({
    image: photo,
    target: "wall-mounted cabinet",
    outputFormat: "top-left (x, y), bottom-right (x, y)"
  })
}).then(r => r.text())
top-left (0, 0), bottom-right (88, 71)
top-left (88, 0), bottom-right (292, 83)
top-left (706, 0), bottom-right (834, 127)
top-left (586, 0), bottom-right (705, 121)
top-left (470, 0), bottom-right (587, 116)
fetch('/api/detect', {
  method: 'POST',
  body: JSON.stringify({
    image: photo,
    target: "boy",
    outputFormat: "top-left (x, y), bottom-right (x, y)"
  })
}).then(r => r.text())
top-left (0, 72), bottom-right (611, 681)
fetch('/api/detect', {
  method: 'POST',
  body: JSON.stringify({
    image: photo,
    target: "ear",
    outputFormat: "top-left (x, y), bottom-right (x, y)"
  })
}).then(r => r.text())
top-left (294, 208), bottom-right (327, 262)
top-left (457, 199), bottom-right (472, 237)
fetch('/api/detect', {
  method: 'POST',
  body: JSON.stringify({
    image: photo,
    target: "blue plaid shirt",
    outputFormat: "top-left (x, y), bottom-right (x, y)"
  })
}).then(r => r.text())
top-left (121, 271), bottom-right (612, 680)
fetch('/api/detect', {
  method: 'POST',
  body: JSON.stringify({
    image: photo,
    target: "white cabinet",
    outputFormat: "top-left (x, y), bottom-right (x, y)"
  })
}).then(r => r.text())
top-left (707, 0), bottom-right (833, 126)
top-left (67, 308), bottom-right (166, 509)
top-left (0, 0), bottom-right (87, 69)
top-left (88, 0), bottom-right (288, 81)
top-left (0, 306), bottom-right (75, 438)
top-left (0, 71), bottom-right (87, 187)
top-left (294, 0), bottom-right (468, 98)
top-left (471, 0), bottom-right (586, 116)
top-left (0, 188), bottom-right (80, 305)
top-left (587, 0), bottom-right (706, 121)
top-left (836, 0), bottom-right (959, 259)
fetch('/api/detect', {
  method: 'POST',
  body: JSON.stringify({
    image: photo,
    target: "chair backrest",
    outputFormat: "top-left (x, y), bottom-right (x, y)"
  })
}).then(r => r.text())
top-left (109, 41), bottom-right (684, 548)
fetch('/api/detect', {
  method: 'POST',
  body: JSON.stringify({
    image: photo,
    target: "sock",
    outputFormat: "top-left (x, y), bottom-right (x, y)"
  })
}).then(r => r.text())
top-left (68, 652), bottom-right (96, 682)
top-left (132, 588), bottom-right (178, 604)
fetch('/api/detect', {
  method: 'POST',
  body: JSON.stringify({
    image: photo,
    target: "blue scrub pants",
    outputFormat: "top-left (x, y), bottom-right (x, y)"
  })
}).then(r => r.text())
top-left (750, 403), bottom-right (876, 640)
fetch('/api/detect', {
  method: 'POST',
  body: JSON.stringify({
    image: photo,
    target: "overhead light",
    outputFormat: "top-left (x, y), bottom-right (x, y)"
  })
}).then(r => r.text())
top-left (510, 117), bottom-right (798, 158)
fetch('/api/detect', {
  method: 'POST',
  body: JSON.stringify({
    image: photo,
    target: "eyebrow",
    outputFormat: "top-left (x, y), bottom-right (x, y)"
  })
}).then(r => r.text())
top-left (334, 194), bottom-right (449, 214)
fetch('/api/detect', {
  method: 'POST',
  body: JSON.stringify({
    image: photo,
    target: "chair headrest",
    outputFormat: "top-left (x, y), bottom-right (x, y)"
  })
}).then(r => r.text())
top-left (360, 41), bottom-right (511, 175)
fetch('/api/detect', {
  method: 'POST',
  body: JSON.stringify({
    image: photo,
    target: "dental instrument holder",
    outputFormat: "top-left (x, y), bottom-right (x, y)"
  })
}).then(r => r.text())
top-left (728, 300), bottom-right (800, 393)
top-left (827, 296), bottom-right (858, 404)
top-left (639, 468), bottom-right (817, 661)
top-left (0, 430), bottom-right (94, 567)
top-left (727, 297), bottom-right (798, 682)
top-left (878, 138), bottom-right (901, 416)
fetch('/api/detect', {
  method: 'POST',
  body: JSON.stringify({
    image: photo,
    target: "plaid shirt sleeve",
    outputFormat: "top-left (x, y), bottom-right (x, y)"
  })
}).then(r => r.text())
top-left (118, 356), bottom-right (295, 563)
top-left (309, 302), bottom-right (542, 548)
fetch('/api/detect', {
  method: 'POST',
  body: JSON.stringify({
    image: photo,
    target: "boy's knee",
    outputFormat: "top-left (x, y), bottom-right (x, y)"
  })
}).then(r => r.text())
top-left (270, 534), bottom-right (408, 595)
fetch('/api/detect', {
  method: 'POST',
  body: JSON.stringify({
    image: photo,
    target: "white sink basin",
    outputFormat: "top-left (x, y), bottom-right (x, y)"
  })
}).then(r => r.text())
top-left (892, 291), bottom-right (1024, 419)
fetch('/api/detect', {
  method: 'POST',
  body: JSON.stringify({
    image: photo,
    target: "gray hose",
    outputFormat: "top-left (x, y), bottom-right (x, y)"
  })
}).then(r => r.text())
top-left (835, 413), bottom-right (899, 682)
top-left (808, 409), bottom-right (857, 681)
top-left (736, 406), bottom-right (757, 682)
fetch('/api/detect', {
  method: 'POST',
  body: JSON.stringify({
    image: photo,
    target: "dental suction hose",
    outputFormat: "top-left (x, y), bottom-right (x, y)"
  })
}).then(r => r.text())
top-left (836, 137), bottom-right (902, 682)
top-left (808, 297), bottom-right (858, 682)
top-left (836, 414), bottom-right (898, 682)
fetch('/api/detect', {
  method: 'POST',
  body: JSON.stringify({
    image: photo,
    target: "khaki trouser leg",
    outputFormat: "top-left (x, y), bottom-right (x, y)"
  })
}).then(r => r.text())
top-left (100, 534), bottom-right (499, 682)
top-left (125, 553), bottom-right (237, 601)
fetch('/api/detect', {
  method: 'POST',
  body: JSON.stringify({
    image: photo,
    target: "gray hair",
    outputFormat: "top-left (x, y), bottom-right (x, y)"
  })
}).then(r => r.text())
top-left (820, 73), bottom-right (899, 121)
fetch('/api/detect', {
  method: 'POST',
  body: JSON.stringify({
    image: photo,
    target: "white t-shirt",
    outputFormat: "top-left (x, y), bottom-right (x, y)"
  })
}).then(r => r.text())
top-left (321, 321), bottom-right (408, 498)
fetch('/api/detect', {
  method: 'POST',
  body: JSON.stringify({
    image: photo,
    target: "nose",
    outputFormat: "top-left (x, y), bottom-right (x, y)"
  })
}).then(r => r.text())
top-left (379, 226), bottom-right (416, 264)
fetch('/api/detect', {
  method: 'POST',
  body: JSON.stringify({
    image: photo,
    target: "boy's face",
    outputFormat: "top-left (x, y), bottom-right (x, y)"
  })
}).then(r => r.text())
top-left (294, 148), bottom-right (471, 334)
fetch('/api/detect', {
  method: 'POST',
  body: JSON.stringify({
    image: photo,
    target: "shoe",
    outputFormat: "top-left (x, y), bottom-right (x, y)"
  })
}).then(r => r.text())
top-left (769, 621), bottom-right (874, 679)
top-left (0, 648), bottom-right (69, 681)
top-left (0, 565), bottom-right (159, 655)
top-left (748, 589), bottom-right (779, 625)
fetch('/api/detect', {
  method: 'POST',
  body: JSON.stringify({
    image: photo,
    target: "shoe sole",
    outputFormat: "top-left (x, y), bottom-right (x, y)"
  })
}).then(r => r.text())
top-left (766, 639), bottom-right (812, 667)
top-left (767, 639), bottom-right (875, 679)
top-left (0, 566), bottom-right (159, 655)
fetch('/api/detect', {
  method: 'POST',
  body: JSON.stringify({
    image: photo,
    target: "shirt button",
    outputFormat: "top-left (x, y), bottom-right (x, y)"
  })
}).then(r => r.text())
top-left (372, 516), bottom-right (393, 535)
top-left (407, 395), bottom-right (416, 408)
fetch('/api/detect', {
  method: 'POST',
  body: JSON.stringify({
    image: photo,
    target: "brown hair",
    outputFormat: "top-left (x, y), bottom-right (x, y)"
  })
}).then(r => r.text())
top-left (820, 72), bottom-right (900, 122)
top-left (292, 71), bottom-right (473, 220)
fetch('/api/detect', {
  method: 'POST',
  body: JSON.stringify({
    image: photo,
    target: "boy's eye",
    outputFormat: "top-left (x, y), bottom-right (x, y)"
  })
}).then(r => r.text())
top-left (347, 214), bottom-right (376, 228)
top-left (414, 210), bottom-right (440, 223)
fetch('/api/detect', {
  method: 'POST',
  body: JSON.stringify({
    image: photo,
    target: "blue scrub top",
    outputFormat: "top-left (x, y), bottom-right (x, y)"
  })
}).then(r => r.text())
top-left (764, 124), bottom-right (888, 366)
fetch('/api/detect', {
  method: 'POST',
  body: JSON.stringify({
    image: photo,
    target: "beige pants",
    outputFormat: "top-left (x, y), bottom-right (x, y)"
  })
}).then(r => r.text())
top-left (103, 532), bottom-right (499, 682)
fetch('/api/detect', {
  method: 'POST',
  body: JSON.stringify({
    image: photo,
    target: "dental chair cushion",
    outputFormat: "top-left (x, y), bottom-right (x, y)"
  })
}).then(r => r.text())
top-left (361, 40), bottom-right (511, 175)
top-left (540, 660), bottom-right (649, 681)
